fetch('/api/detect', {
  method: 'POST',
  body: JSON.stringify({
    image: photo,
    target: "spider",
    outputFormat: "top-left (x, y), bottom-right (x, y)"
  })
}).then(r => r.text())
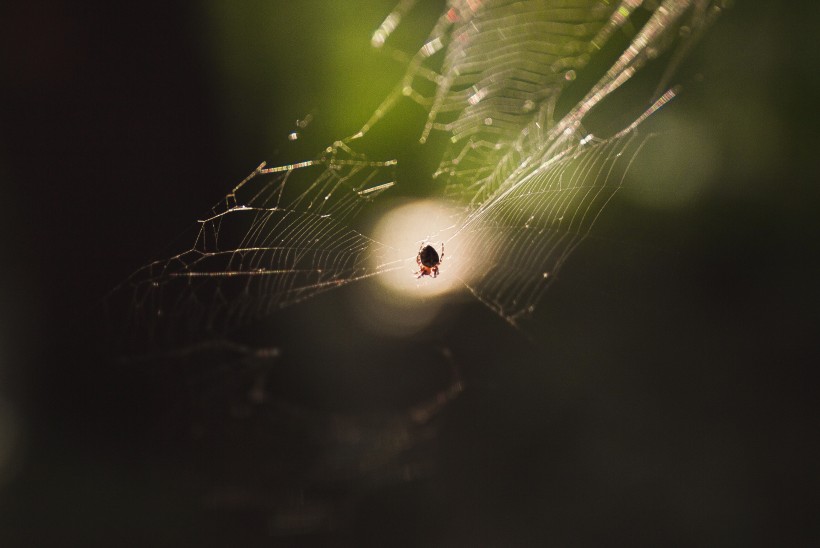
top-left (415, 243), bottom-right (444, 278)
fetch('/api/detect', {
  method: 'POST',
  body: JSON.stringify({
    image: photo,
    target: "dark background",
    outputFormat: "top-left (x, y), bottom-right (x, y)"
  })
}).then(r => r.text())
top-left (1, 1), bottom-right (817, 546)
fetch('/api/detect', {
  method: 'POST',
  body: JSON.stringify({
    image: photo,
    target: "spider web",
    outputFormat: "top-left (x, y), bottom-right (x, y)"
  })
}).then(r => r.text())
top-left (117, 144), bottom-right (402, 345)
top-left (112, 0), bottom-right (727, 346)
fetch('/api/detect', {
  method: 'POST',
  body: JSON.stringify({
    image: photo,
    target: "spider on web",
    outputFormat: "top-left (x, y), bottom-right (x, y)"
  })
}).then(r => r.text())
top-left (415, 243), bottom-right (444, 278)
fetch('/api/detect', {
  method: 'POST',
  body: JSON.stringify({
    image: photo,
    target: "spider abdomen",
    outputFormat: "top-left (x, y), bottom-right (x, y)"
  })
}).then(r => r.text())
top-left (419, 245), bottom-right (440, 268)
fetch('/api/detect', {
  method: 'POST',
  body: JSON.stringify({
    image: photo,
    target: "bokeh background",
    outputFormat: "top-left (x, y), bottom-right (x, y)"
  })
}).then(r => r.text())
top-left (1, 1), bottom-right (818, 546)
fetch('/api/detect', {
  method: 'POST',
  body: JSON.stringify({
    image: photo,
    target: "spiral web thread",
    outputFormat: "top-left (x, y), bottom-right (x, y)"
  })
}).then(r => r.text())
top-left (114, 0), bottom-right (727, 342)
top-left (117, 143), bottom-right (401, 344)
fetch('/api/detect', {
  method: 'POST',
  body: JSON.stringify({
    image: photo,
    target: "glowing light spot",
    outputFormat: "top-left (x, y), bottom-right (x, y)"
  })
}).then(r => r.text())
top-left (354, 200), bottom-right (481, 336)
top-left (370, 200), bottom-right (465, 297)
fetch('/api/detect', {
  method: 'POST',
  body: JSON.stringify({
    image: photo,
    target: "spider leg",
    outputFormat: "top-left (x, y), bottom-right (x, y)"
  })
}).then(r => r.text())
top-left (439, 242), bottom-right (444, 262)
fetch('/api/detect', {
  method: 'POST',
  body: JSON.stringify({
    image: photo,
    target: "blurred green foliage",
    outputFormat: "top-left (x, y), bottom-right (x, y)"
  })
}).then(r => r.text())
top-left (199, 0), bottom-right (410, 163)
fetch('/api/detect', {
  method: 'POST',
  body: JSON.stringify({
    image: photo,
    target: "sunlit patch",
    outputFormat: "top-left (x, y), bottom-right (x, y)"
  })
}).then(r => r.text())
top-left (372, 199), bottom-right (481, 296)
top-left (350, 199), bottom-right (481, 335)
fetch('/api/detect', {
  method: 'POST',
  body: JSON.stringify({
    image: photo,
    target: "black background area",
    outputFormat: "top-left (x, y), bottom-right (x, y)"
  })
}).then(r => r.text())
top-left (1, 2), bottom-right (818, 546)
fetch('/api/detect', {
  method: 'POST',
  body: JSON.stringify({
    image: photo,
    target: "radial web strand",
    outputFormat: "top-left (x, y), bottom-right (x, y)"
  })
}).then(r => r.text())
top-left (115, 144), bottom-right (400, 345)
top-left (111, 0), bottom-right (728, 346)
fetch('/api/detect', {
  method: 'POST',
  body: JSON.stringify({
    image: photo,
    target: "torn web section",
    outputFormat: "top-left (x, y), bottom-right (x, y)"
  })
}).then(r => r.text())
top-left (452, 129), bottom-right (651, 325)
top-left (116, 148), bottom-right (399, 349)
